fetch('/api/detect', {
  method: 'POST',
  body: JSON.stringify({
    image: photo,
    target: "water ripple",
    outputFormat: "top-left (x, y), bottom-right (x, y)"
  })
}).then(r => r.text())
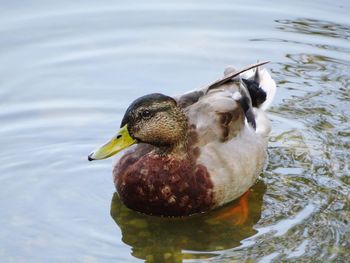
top-left (1, 1), bottom-right (350, 262)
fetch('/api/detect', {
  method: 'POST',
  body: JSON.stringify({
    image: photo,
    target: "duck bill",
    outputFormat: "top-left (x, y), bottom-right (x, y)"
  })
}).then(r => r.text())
top-left (88, 125), bottom-right (135, 161)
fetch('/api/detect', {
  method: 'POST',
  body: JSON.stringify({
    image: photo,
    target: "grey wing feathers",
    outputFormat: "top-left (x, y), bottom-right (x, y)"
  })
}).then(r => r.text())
top-left (177, 61), bottom-right (270, 109)
top-left (176, 61), bottom-right (274, 133)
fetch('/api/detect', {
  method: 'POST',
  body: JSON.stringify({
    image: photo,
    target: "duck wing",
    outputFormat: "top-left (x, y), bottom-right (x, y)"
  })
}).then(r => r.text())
top-left (177, 61), bottom-right (270, 108)
top-left (176, 62), bottom-right (276, 143)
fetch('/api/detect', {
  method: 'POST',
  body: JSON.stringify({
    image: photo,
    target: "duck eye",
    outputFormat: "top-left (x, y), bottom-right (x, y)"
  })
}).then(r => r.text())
top-left (141, 110), bottom-right (152, 119)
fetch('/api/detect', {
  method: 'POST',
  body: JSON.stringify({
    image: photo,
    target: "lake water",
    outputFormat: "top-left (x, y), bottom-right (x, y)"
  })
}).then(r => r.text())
top-left (0, 0), bottom-right (349, 262)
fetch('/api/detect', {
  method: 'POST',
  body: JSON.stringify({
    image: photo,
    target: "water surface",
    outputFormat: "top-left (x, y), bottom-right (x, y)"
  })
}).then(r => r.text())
top-left (0, 0), bottom-right (349, 262)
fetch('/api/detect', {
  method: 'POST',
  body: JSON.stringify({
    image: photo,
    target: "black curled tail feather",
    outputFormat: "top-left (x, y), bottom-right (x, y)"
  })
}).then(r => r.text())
top-left (242, 78), bottom-right (267, 108)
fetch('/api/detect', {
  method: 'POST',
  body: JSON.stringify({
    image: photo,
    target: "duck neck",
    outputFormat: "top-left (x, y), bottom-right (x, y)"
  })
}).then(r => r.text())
top-left (155, 138), bottom-right (189, 159)
top-left (156, 112), bottom-right (190, 158)
top-left (154, 143), bottom-right (188, 161)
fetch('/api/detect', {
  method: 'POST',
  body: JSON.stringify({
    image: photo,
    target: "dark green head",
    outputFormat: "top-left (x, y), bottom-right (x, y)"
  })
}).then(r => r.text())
top-left (121, 93), bottom-right (188, 147)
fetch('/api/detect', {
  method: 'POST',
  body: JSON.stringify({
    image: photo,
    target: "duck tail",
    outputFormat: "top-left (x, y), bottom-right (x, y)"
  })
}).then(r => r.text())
top-left (241, 66), bottom-right (277, 111)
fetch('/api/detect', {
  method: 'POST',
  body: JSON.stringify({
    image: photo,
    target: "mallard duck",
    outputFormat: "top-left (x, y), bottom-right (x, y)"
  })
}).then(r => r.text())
top-left (88, 61), bottom-right (276, 216)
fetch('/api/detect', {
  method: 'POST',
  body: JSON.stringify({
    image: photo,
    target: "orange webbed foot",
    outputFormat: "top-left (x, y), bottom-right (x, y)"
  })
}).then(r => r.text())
top-left (214, 190), bottom-right (250, 225)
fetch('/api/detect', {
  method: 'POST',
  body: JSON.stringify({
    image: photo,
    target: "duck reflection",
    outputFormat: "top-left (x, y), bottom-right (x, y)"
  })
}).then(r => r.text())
top-left (110, 180), bottom-right (266, 262)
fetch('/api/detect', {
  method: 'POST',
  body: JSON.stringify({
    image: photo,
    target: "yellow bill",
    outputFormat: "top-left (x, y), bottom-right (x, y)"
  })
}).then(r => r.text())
top-left (88, 125), bottom-right (135, 161)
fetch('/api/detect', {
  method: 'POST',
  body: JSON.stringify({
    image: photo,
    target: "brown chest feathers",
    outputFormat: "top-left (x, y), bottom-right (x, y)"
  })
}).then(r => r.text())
top-left (113, 148), bottom-right (214, 216)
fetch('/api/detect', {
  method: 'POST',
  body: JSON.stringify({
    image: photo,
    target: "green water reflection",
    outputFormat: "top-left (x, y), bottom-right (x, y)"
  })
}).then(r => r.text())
top-left (111, 181), bottom-right (266, 262)
top-left (1, 1), bottom-right (350, 261)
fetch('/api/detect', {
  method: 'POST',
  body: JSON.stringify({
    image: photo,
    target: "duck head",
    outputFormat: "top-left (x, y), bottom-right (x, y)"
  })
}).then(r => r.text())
top-left (88, 93), bottom-right (188, 161)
